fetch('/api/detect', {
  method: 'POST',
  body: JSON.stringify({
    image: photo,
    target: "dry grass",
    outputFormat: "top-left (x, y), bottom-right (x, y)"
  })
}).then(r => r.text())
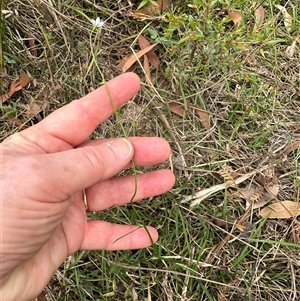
top-left (1, 0), bottom-right (300, 300)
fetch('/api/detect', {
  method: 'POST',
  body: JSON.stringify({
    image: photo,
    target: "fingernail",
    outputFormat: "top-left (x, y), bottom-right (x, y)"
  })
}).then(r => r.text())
top-left (106, 138), bottom-right (133, 159)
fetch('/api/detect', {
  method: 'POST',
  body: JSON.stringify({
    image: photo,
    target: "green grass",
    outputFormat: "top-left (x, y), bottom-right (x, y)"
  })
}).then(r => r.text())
top-left (1, 0), bottom-right (300, 300)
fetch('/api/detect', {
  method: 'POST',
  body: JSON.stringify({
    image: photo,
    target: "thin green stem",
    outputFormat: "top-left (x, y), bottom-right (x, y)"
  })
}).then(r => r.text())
top-left (88, 27), bottom-right (154, 245)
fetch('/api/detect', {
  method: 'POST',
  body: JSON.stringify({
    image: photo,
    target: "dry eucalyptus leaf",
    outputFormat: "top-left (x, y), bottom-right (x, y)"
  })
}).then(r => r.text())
top-left (260, 201), bottom-right (300, 219)
top-left (168, 101), bottom-right (210, 129)
top-left (1, 92), bottom-right (10, 103)
top-left (168, 101), bottom-right (185, 117)
top-left (254, 5), bottom-right (264, 31)
top-left (131, 0), bottom-right (170, 19)
top-left (275, 5), bottom-right (292, 32)
top-left (18, 74), bottom-right (31, 87)
top-left (283, 141), bottom-right (300, 156)
top-left (183, 167), bottom-right (270, 206)
top-left (248, 198), bottom-right (268, 210)
top-left (228, 10), bottom-right (243, 26)
top-left (138, 35), bottom-right (160, 68)
top-left (189, 104), bottom-right (211, 130)
top-left (121, 44), bottom-right (158, 73)
top-left (0, 74), bottom-right (30, 103)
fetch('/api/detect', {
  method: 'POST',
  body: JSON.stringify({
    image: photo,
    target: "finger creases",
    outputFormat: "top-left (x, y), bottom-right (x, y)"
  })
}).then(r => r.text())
top-left (80, 221), bottom-right (158, 250)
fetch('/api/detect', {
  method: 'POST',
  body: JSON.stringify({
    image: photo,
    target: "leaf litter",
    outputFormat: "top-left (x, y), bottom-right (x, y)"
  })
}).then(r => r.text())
top-left (228, 10), bottom-right (243, 27)
top-left (168, 101), bottom-right (210, 130)
top-left (0, 74), bottom-right (30, 103)
top-left (130, 0), bottom-right (170, 19)
top-left (254, 5), bottom-right (264, 31)
top-left (138, 35), bottom-right (160, 68)
top-left (260, 201), bottom-right (300, 219)
top-left (121, 43), bottom-right (158, 73)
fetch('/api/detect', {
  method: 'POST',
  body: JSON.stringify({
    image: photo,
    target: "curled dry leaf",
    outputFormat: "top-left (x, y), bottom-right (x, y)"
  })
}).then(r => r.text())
top-left (282, 141), bottom-right (300, 156)
top-left (228, 10), bottom-right (243, 26)
top-left (121, 44), bottom-right (157, 73)
top-left (131, 0), bottom-right (170, 19)
top-left (254, 5), bottom-right (264, 31)
top-left (240, 183), bottom-right (280, 210)
top-left (0, 74), bottom-right (30, 103)
top-left (168, 101), bottom-right (185, 117)
top-left (275, 5), bottom-right (292, 32)
top-left (260, 201), bottom-right (300, 219)
top-left (138, 35), bottom-right (160, 68)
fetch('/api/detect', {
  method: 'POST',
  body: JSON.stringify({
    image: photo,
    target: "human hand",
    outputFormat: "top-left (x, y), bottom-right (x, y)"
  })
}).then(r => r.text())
top-left (0, 73), bottom-right (175, 301)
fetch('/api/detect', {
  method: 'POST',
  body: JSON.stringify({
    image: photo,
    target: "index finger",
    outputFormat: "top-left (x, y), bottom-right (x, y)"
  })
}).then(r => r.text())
top-left (33, 73), bottom-right (140, 146)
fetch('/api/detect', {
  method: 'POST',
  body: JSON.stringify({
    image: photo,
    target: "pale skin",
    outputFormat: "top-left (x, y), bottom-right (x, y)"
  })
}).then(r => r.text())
top-left (0, 73), bottom-right (175, 301)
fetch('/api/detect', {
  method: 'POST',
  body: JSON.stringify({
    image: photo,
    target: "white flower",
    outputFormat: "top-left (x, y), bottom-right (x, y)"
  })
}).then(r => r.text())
top-left (91, 17), bottom-right (105, 28)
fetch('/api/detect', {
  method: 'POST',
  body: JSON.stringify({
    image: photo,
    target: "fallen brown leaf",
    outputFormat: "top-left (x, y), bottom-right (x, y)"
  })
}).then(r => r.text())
top-left (131, 0), bottom-right (170, 19)
top-left (18, 74), bottom-right (31, 88)
top-left (260, 201), bottom-right (300, 219)
top-left (121, 44), bottom-right (158, 73)
top-left (28, 34), bottom-right (38, 57)
top-left (243, 184), bottom-right (279, 210)
top-left (283, 141), bottom-right (300, 156)
top-left (228, 10), bottom-right (243, 26)
top-left (168, 101), bottom-right (211, 130)
top-left (0, 74), bottom-right (30, 103)
top-left (189, 104), bottom-right (211, 130)
top-left (254, 5), bottom-right (264, 31)
top-left (138, 35), bottom-right (160, 68)
top-left (168, 101), bottom-right (185, 117)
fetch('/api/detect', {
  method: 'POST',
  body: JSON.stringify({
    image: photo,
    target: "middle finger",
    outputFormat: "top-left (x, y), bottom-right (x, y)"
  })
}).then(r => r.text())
top-left (86, 169), bottom-right (175, 211)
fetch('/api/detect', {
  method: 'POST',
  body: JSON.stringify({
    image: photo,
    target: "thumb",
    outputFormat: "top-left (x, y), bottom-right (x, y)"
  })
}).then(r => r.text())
top-left (40, 138), bottom-right (133, 200)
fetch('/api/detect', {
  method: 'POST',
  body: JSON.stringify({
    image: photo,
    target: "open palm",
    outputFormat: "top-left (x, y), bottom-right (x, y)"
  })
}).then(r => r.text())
top-left (0, 73), bottom-right (175, 301)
